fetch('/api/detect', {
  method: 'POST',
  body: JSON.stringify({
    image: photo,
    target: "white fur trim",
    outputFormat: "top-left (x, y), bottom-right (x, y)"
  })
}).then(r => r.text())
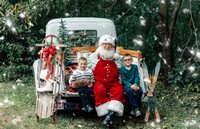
top-left (95, 101), bottom-right (109, 117)
top-left (99, 35), bottom-right (115, 46)
top-left (113, 53), bottom-right (119, 59)
top-left (107, 100), bottom-right (124, 116)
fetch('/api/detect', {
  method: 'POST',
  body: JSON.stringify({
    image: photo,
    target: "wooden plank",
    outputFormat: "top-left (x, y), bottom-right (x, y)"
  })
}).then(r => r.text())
top-left (41, 94), bottom-right (47, 118)
top-left (44, 94), bottom-right (51, 118)
top-left (47, 95), bottom-right (55, 117)
top-left (36, 93), bottom-right (55, 118)
top-left (69, 46), bottom-right (142, 59)
top-left (70, 47), bottom-right (97, 55)
top-left (118, 47), bottom-right (142, 58)
top-left (51, 97), bottom-right (55, 113)
top-left (37, 94), bottom-right (42, 117)
top-left (45, 94), bottom-right (49, 118)
top-left (35, 98), bottom-right (39, 115)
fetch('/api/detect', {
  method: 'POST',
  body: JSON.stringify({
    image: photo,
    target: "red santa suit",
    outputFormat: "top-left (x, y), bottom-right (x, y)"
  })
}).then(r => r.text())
top-left (87, 34), bottom-right (125, 117)
top-left (92, 55), bottom-right (125, 117)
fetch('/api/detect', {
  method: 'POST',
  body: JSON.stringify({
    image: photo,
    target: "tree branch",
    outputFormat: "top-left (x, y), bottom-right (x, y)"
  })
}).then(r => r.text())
top-left (116, 0), bottom-right (138, 21)
top-left (169, 0), bottom-right (182, 40)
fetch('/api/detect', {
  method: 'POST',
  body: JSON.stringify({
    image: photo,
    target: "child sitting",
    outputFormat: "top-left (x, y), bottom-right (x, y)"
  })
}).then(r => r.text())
top-left (69, 57), bottom-right (95, 112)
top-left (120, 53), bottom-right (143, 117)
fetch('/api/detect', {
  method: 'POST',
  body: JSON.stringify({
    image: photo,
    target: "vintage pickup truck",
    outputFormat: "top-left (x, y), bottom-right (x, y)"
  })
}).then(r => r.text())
top-left (33, 18), bottom-right (148, 121)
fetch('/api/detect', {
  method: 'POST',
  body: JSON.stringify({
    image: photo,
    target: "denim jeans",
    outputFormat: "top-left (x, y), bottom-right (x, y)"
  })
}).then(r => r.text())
top-left (77, 87), bottom-right (93, 107)
top-left (123, 85), bottom-right (143, 110)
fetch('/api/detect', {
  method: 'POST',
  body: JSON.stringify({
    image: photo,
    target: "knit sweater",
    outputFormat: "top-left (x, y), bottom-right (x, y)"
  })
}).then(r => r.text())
top-left (69, 68), bottom-right (95, 86)
top-left (120, 64), bottom-right (140, 87)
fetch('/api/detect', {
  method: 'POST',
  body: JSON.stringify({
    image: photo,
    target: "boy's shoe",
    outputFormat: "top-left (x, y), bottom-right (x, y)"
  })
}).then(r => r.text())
top-left (81, 107), bottom-right (87, 112)
top-left (130, 110), bottom-right (135, 115)
top-left (135, 110), bottom-right (141, 117)
top-left (86, 104), bottom-right (93, 112)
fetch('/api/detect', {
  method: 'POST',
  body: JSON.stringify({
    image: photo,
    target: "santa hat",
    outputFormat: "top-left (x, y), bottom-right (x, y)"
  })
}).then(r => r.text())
top-left (97, 35), bottom-right (119, 59)
top-left (99, 35), bottom-right (115, 46)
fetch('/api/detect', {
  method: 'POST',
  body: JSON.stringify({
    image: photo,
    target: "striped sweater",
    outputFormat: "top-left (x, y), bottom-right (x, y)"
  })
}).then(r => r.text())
top-left (69, 68), bottom-right (95, 86)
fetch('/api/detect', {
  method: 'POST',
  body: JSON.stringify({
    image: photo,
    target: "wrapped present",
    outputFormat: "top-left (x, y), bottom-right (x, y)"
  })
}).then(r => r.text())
top-left (77, 50), bottom-right (91, 61)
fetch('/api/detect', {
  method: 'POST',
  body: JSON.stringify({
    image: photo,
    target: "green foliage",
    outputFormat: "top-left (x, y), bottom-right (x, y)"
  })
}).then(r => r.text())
top-left (0, 0), bottom-right (48, 81)
top-left (68, 30), bottom-right (98, 47)
top-left (168, 62), bottom-right (200, 92)
top-left (0, 65), bottom-right (33, 82)
top-left (166, 0), bottom-right (200, 91)
top-left (116, 0), bottom-right (162, 70)
top-left (58, 18), bottom-right (98, 65)
top-left (57, 19), bottom-right (98, 65)
top-left (58, 18), bottom-right (72, 65)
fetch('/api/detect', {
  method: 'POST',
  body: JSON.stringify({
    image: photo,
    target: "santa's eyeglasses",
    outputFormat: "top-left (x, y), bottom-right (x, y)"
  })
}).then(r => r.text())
top-left (123, 58), bottom-right (132, 62)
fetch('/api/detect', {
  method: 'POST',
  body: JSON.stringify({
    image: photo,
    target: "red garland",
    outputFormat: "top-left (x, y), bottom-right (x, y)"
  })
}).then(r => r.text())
top-left (40, 46), bottom-right (57, 80)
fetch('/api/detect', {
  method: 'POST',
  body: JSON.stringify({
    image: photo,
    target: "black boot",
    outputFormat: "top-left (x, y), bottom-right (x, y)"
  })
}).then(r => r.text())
top-left (109, 117), bottom-right (115, 126)
top-left (101, 111), bottom-right (115, 127)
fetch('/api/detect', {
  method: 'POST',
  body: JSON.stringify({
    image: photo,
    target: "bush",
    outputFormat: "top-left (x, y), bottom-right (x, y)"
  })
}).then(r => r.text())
top-left (168, 62), bottom-right (200, 92)
top-left (0, 64), bottom-right (33, 82)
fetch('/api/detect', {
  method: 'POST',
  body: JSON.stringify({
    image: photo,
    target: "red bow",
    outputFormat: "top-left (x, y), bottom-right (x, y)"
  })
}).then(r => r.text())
top-left (40, 46), bottom-right (57, 80)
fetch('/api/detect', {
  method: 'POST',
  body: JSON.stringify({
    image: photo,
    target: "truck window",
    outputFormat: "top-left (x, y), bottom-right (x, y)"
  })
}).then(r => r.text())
top-left (67, 30), bottom-right (98, 47)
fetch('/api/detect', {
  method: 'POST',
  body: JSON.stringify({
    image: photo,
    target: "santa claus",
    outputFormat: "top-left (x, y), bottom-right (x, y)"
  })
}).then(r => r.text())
top-left (87, 35), bottom-right (125, 126)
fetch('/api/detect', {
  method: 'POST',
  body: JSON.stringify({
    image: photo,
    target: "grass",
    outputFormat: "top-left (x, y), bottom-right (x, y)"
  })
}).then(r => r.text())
top-left (0, 80), bottom-right (199, 129)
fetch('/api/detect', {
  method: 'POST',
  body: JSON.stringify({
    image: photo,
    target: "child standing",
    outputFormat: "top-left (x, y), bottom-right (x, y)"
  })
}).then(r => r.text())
top-left (120, 53), bottom-right (143, 117)
top-left (69, 57), bottom-right (95, 112)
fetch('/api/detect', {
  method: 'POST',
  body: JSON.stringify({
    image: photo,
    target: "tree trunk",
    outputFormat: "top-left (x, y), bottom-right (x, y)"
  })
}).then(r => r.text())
top-left (78, 0), bottom-right (82, 16)
top-left (159, 0), bottom-right (169, 86)
top-left (169, 0), bottom-right (183, 68)
top-left (159, 0), bottom-right (182, 86)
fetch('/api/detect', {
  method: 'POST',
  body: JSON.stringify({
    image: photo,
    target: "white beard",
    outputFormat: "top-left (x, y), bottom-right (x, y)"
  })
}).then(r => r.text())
top-left (95, 46), bottom-right (115, 59)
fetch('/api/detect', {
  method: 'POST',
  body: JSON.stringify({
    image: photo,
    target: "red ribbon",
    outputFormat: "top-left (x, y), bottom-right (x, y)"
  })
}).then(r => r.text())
top-left (40, 46), bottom-right (57, 80)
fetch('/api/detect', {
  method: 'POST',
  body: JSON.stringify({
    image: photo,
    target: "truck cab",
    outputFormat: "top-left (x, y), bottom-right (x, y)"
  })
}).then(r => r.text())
top-left (45, 17), bottom-right (116, 45)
